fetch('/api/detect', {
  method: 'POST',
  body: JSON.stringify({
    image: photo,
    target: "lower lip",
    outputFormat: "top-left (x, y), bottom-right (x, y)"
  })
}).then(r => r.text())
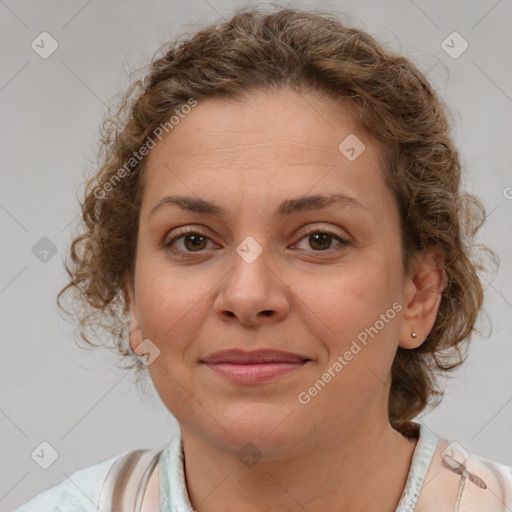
top-left (202, 361), bottom-right (308, 383)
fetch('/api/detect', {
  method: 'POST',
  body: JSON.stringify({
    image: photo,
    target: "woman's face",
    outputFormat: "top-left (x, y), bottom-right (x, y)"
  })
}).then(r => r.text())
top-left (127, 89), bottom-right (420, 454)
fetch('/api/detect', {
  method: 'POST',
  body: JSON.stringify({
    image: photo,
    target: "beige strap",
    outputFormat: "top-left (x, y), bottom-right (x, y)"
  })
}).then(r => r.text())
top-left (415, 438), bottom-right (512, 511)
top-left (97, 448), bottom-right (162, 512)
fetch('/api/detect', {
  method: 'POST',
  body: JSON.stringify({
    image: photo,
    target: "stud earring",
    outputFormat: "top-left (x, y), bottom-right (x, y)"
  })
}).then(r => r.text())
top-left (411, 331), bottom-right (417, 339)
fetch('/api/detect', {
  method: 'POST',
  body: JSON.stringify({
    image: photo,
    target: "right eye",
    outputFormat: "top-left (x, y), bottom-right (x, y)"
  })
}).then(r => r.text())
top-left (164, 228), bottom-right (216, 254)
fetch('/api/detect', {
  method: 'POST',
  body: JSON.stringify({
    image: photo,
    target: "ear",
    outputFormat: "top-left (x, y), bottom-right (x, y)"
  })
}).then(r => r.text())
top-left (399, 246), bottom-right (447, 349)
top-left (125, 273), bottom-right (144, 354)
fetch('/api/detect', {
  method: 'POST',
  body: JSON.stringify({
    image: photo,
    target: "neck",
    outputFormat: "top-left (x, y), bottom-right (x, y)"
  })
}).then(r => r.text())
top-left (179, 417), bottom-right (418, 512)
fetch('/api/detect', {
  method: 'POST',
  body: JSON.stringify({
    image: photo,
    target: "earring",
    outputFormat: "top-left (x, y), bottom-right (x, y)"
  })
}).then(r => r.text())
top-left (411, 331), bottom-right (417, 339)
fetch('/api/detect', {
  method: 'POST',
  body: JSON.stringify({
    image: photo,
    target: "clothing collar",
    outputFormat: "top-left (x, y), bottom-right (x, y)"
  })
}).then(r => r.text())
top-left (159, 429), bottom-right (193, 512)
top-left (160, 421), bottom-right (438, 512)
top-left (396, 421), bottom-right (439, 511)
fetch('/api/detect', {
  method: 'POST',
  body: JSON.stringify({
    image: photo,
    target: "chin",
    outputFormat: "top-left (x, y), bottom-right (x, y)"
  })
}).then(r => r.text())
top-left (202, 402), bottom-right (311, 457)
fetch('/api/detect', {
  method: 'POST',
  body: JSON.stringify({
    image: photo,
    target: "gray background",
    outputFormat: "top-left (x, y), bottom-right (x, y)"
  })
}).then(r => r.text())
top-left (1, 0), bottom-right (511, 509)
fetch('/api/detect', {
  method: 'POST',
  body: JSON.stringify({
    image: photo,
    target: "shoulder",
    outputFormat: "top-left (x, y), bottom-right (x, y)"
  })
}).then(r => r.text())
top-left (461, 451), bottom-right (512, 510)
top-left (417, 434), bottom-right (512, 511)
top-left (14, 450), bottom-right (131, 512)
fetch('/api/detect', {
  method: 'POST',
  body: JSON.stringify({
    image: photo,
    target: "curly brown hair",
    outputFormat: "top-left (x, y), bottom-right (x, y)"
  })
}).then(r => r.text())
top-left (57, 5), bottom-right (496, 437)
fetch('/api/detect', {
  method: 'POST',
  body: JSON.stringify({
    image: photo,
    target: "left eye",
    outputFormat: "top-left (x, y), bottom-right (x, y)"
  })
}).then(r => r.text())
top-left (294, 230), bottom-right (349, 252)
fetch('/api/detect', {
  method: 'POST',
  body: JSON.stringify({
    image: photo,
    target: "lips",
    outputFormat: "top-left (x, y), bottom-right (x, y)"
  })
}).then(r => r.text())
top-left (200, 349), bottom-right (311, 384)
top-left (200, 349), bottom-right (310, 365)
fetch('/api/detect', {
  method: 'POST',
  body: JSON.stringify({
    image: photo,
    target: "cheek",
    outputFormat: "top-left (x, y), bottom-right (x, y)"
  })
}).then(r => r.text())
top-left (300, 268), bottom-right (398, 345)
top-left (294, 261), bottom-right (402, 403)
top-left (134, 259), bottom-right (209, 348)
top-left (136, 265), bottom-right (210, 418)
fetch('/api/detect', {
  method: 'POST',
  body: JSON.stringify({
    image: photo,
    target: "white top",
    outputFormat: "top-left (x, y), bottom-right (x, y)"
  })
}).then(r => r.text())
top-left (14, 421), bottom-right (512, 511)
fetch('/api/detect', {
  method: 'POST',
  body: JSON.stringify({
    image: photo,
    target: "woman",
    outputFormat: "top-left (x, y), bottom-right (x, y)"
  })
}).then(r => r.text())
top-left (15, 5), bottom-right (512, 512)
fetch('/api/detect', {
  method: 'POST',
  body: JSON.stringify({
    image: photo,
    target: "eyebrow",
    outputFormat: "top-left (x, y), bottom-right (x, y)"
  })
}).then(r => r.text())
top-left (149, 192), bottom-right (369, 219)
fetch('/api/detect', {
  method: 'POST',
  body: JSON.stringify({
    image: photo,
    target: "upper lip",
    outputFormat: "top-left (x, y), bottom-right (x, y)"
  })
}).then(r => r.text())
top-left (200, 349), bottom-right (311, 364)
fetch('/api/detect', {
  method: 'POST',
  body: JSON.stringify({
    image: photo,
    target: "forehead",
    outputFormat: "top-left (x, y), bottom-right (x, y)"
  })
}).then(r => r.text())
top-left (150, 89), bottom-right (372, 160)
top-left (141, 89), bottom-right (388, 213)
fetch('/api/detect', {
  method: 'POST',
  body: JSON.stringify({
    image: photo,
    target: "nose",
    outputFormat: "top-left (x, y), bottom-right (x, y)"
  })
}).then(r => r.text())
top-left (213, 242), bottom-right (291, 327)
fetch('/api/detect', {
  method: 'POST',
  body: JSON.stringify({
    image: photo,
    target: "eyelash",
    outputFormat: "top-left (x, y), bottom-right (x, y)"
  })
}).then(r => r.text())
top-left (164, 226), bottom-right (350, 256)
